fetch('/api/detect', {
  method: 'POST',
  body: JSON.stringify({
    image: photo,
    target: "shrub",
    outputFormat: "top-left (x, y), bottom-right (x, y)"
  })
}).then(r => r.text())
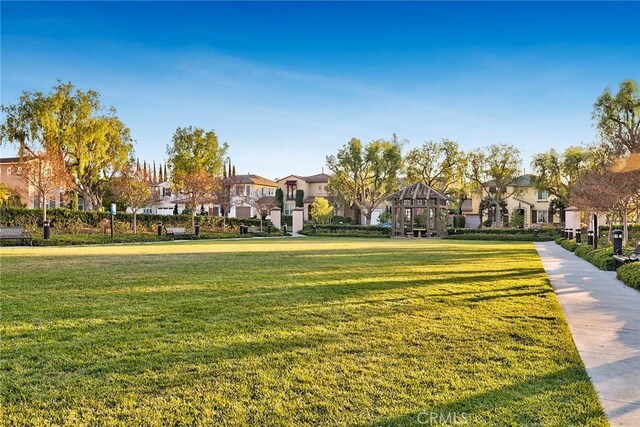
top-left (591, 248), bottom-right (615, 271)
top-left (616, 263), bottom-right (640, 290)
top-left (448, 227), bottom-right (556, 237)
top-left (443, 234), bottom-right (553, 242)
top-left (555, 237), bottom-right (565, 245)
top-left (331, 215), bottom-right (352, 224)
top-left (300, 224), bottom-right (390, 237)
top-left (560, 239), bottom-right (578, 252)
top-left (574, 245), bottom-right (594, 259)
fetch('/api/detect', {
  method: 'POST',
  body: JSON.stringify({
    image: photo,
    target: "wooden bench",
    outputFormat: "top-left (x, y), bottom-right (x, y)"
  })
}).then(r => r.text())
top-left (247, 226), bottom-right (265, 237)
top-left (613, 242), bottom-right (640, 265)
top-left (0, 227), bottom-right (33, 246)
top-left (164, 227), bottom-right (193, 240)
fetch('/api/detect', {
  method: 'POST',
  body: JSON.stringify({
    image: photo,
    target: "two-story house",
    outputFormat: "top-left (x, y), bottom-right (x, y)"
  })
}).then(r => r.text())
top-left (229, 174), bottom-right (279, 218)
top-left (462, 174), bottom-right (559, 228)
top-left (276, 173), bottom-right (332, 221)
top-left (0, 156), bottom-right (64, 209)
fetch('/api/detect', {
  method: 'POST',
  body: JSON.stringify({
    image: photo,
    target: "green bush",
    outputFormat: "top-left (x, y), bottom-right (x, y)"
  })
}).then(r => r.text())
top-left (560, 239), bottom-right (579, 252)
top-left (616, 263), bottom-right (640, 290)
top-left (331, 215), bottom-right (353, 224)
top-left (443, 234), bottom-right (553, 242)
top-left (448, 226), bottom-right (556, 237)
top-left (0, 208), bottom-right (261, 233)
top-left (555, 237), bottom-right (565, 245)
top-left (591, 248), bottom-right (615, 271)
top-left (574, 245), bottom-right (594, 259)
top-left (300, 224), bottom-right (390, 237)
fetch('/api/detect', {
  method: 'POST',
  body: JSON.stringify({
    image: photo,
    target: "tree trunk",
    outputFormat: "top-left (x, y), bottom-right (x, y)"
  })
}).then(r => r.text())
top-left (364, 212), bottom-right (372, 225)
top-left (191, 211), bottom-right (196, 231)
top-left (42, 194), bottom-right (47, 223)
top-left (622, 208), bottom-right (628, 247)
top-left (494, 201), bottom-right (500, 228)
top-left (133, 211), bottom-right (137, 234)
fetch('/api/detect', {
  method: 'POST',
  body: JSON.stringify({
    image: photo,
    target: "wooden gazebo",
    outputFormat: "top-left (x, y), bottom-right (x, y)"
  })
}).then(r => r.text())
top-left (388, 182), bottom-right (450, 238)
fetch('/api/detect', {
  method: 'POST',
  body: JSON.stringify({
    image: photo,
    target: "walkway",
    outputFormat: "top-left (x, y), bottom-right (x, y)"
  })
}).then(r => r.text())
top-left (535, 242), bottom-right (640, 426)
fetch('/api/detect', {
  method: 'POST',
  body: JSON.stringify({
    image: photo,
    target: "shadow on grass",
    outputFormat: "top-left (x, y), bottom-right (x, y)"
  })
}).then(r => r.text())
top-left (363, 366), bottom-right (605, 427)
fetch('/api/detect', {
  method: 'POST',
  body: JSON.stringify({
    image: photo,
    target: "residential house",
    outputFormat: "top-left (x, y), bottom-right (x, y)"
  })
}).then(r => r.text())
top-left (229, 174), bottom-right (279, 218)
top-left (0, 156), bottom-right (64, 209)
top-left (276, 173), bottom-right (333, 221)
top-left (462, 174), bottom-right (559, 228)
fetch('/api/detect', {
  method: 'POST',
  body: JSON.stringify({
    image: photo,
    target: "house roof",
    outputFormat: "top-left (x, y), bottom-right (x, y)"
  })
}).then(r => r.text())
top-left (302, 173), bottom-right (331, 183)
top-left (234, 174), bottom-right (278, 187)
top-left (0, 157), bottom-right (21, 164)
top-left (482, 174), bottom-right (535, 187)
top-left (303, 195), bottom-right (336, 204)
top-left (277, 173), bottom-right (332, 184)
top-left (513, 197), bottom-right (534, 207)
top-left (387, 182), bottom-right (451, 201)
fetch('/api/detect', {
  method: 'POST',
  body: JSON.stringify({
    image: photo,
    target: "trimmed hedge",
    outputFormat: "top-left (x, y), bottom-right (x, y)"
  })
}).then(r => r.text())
top-left (616, 263), bottom-right (640, 290)
top-left (560, 239), bottom-right (579, 252)
top-left (0, 208), bottom-right (261, 232)
top-left (574, 245), bottom-right (593, 258)
top-left (443, 234), bottom-right (554, 242)
top-left (300, 224), bottom-right (390, 237)
top-left (447, 226), bottom-right (556, 237)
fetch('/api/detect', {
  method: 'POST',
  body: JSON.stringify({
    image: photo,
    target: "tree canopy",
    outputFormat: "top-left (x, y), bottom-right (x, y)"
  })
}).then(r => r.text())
top-left (404, 139), bottom-right (464, 195)
top-left (326, 137), bottom-right (402, 225)
top-left (530, 146), bottom-right (593, 204)
top-left (592, 79), bottom-right (640, 155)
top-left (0, 81), bottom-right (133, 211)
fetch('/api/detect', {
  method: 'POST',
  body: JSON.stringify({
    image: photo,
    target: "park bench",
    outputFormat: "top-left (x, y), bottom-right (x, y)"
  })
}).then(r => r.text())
top-left (164, 226), bottom-right (193, 240)
top-left (247, 225), bottom-right (265, 237)
top-left (0, 227), bottom-right (33, 246)
top-left (613, 242), bottom-right (640, 265)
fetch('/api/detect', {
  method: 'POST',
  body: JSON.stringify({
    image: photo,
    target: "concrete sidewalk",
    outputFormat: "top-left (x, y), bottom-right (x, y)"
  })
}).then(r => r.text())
top-left (535, 242), bottom-right (640, 426)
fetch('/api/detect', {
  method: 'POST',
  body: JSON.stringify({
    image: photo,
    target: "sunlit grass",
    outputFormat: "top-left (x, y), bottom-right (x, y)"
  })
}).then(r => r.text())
top-left (0, 238), bottom-right (606, 426)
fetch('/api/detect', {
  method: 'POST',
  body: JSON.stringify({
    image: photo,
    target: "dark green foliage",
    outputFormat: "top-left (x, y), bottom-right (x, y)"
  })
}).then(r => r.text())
top-left (555, 237), bottom-right (565, 245)
top-left (0, 208), bottom-right (261, 233)
top-left (549, 198), bottom-right (567, 222)
top-left (448, 227), bottom-right (556, 236)
top-left (299, 224), bottom-right (390, 237)
top-left (295, 190), bottom-right (304, 208)
top-left (574, 245), bottom-right (594, 259)
top-left (275, 188), bottom-right (284, 209)
top-left (560, 239), bottom-right (579, 252)
top-left (591, 248), bottom-right (615, 271)
top-left (451, 215), bottom-right (465, 228)
top-left (330, 215), bottom-right (353, 224)
top-left (444, 234), bottom-right (554, 242)
top-left (616, 263), bottom-right (640, 290)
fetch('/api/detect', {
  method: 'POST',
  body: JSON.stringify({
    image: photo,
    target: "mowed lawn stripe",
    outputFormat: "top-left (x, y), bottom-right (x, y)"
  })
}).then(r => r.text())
top-left (0, 239), bottom-right (606, 426)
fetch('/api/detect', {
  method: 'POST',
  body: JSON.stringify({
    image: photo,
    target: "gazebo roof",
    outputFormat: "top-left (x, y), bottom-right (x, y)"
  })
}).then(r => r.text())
top-left (387, 182), bottom-right (450, 201)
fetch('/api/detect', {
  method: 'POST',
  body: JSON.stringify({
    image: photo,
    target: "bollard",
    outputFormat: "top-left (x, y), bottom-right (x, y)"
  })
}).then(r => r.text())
top-left (561, 227), bottom-right (567, 238)
top-left (43, 220), bottom-right (51, 240)
top-left (313, 223), bottom-right (317, 235)
top-left (587, 230), bottom-right (594, 245)
top-left (575, 229), bottom-right (581, 244)
top-left (267, 223), bottom-right (271, 235)
top-left (559, 227), bottom-right (565, 237)
top-left (195, 222), bottom-right (200, 237)
top-left (157, 221), bottom-right (162, 238)
top-left (533, 225), bottom-right (539, 239)
top-left (240, 223), bottom-right (245, 236)
top-left (283, 224), bottom-right (287, 235)
top-left (613, 229), bottom-right (623, 255)
top-left (568, 228), bottom-right (573, 240)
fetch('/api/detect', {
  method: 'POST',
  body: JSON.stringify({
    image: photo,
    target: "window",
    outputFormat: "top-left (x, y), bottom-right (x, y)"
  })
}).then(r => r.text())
top-left (284, 202), bottom-right (294, 215)
top-left (538, 190), bottom-right (548, 201)
top-left (236, 185), bottom-right (245, 196)
top-left (48, 200), bottom-right (56, 209)
top-left (246, 185), bottom-right (251, 195)
top-left (537, 210), bottom-right (549, 223)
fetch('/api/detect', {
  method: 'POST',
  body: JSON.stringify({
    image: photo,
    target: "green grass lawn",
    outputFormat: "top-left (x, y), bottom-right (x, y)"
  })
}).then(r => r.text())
top-left (0, 238), bottom-right (606, 426)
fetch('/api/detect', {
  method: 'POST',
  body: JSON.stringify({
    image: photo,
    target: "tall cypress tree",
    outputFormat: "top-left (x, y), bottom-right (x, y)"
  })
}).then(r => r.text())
top-left (153, 161), bottom-right (157, 182)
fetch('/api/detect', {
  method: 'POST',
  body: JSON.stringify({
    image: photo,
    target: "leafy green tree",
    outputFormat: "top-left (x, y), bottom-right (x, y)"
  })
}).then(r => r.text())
top-left (467, 144), bottom-right (523, 227)
top-left (275, 188), bottom-right (284, 209)
top-left (110, 164), bottom-right (153, 233)
top-left (310, 197), bottom-right (333, 224)
top-left (167, 126), bottom-right (228, 230)
top-left (531, 146), bottom-right (593, 205)
top-left (405, 139), bottom-right (465, 194)
top-left (295, 189), bottom-right (304, 208)
top-left (592, 79), bottom-right (640, 155)
top-left (1, 81), bottom-right (133, 211)
top-left (326, 137), bottom-right (402, 225)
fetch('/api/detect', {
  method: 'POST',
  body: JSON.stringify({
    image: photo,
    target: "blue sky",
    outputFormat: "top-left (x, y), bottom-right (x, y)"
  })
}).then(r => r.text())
top-left (2, 1), bottom-right (639, 179)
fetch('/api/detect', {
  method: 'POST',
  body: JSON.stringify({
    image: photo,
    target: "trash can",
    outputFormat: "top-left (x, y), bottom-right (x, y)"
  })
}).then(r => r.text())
top-left (157, 221), bottom-right (162, 238)
top-left (533, 225), bottom-right (539, 238)
top-left (613, 229), bottom-right (623, 255)
top-left (283, 224), bottom-right (287, 235)
top-left (43, 220), bottom-right (51, 240)
top-left (575, 229), bottom-right (581, 244)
